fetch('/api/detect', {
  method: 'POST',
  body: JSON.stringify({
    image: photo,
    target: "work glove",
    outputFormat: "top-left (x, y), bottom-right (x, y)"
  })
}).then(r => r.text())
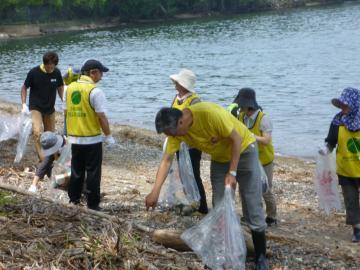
top-left (104, 135), bottom-right (115, 149)
top-left (21, 103), bottom-right (30, 115)
top-left (318, 143), bottom-right (330, 156)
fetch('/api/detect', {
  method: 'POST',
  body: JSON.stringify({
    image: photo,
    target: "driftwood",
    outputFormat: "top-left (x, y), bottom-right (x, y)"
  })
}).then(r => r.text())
top-left (152, 229), bottom-right (191, 251)
top-left (0, 182), bottom-right (123, 222)
top-left (133, 222), bottom-right (255, 255)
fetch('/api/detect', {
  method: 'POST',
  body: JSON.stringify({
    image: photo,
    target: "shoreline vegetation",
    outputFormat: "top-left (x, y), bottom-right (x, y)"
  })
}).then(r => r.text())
top-left (0, 0), bottom-right (348, 39)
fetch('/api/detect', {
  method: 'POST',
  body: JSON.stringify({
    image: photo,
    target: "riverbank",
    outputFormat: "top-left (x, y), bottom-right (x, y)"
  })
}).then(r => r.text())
top-left (0, 0), bottom-right (348, 39)
top-left (0, 99), bottom-right (359, 269)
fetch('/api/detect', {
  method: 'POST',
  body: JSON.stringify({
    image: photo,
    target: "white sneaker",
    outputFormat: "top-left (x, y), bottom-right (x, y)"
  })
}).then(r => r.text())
top-left (28, 185), bottom-right (37, 193)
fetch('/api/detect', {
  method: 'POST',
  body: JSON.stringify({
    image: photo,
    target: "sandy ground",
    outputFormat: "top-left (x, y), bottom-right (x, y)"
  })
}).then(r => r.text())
top-left (0, 100), bottom-right (359, 269)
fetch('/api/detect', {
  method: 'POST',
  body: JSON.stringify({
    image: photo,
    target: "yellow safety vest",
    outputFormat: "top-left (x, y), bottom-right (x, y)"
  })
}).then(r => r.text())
top-left (66, 75), bottom-right (101, 137)
top-left (239, 111), bottom-right (274, 165)
top-left (64, 67), bottom-right (81, 86)
top-left (171, 93), bottom-right (200, 111)
top-left (336, 126), bottom-right (360, 178)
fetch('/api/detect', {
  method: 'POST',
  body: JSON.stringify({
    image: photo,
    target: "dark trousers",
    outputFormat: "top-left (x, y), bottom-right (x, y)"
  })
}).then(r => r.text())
top-left (68, 143), bottom-right (102, 208)
top-left (341, 182), bottom-right (360, 225)
top-left (182, 148), bottom-right (208, 213)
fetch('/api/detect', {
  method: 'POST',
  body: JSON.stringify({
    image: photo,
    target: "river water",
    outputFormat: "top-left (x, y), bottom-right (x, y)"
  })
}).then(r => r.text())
top-left (1, 3), bottom-right (360, 158)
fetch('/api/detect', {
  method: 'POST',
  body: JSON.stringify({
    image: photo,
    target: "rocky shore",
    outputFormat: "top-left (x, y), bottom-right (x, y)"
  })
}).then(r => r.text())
top-left (0, 0), bottom-right (347, 39)
top-left (0, 100), bottom-right (359, 269)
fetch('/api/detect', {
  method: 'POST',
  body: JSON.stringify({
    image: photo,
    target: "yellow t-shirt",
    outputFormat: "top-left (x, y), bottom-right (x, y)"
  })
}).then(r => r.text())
top-left (165, 102), bottom-right (255, 162)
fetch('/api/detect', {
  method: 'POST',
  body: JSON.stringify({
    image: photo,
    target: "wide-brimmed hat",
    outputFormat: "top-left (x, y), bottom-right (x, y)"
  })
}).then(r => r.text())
top-left (81, 59), bottom-right (109, 73)
top-left (234, 88), bottom-right (259, 110)
top-left (170, 69), bottom-right (196, 92)
top-left (40, 132), bottom-right (64, 157)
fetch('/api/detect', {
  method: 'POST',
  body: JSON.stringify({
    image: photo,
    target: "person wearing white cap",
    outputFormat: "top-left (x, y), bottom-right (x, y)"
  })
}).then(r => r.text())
top-left (64, 59), bottom-right (115, 211)
top-left (28, 131), bottom-right (66, 193)
top-left (169, 69), bottom-right (208, 214)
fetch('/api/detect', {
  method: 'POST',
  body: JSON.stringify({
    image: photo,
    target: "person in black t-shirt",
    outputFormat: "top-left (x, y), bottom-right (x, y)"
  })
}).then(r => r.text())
top-left (20, 51), bottom-right (64, 161)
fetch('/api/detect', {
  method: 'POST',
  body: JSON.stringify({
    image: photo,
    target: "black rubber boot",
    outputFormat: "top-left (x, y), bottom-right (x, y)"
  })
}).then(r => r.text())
top-left (251, 230), bottom-right (269, 270)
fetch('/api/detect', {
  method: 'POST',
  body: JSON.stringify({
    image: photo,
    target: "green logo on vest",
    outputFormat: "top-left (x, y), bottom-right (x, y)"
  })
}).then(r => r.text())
top-left (347, 138), bottom-right (360, 154)
top-left (71, 91), bottom-right (81, 105)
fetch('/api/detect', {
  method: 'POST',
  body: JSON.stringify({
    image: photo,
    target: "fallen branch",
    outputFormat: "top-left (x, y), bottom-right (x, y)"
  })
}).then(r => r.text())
top-left (0, 182), bottom-right (124, 222)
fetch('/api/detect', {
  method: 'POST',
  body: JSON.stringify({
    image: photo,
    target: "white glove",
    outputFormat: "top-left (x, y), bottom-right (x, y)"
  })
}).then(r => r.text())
top-left (21, 103), bottom-right (30, 115)
top-left (318, 143), bottom-right (330, 156)
top-left (104, 135), bottom-right (115, 148)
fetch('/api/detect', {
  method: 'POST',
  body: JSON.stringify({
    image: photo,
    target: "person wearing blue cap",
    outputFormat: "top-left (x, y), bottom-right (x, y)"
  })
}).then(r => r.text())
top-left (64, 59), bottom-right (114, 211)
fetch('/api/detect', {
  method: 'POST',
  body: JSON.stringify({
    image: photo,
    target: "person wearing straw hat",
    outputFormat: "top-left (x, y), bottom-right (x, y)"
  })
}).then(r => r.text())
top-left (28, 131), bottom-right (66, 193)
top-left (320, 87), bottom-right (360, 242)
top-left (169, 69), bottom-right (208, 214)
top-left (146, 102), bottom-right (269, 269)
top-left (228, 88), bottom-right (277, 227)
top-left (64, 59), bottom-right (115, 211)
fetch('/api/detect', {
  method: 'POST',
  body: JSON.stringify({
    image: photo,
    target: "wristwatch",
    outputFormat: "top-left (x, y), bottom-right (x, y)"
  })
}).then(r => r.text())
top-left (229, 170), bottom-right (237, 177)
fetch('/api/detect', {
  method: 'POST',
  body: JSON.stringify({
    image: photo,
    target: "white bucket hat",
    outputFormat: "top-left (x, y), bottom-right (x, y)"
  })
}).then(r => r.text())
top-left (40, 131), bottom-right (64, 157)
top-left (170, 69), bottom-right (196, 92)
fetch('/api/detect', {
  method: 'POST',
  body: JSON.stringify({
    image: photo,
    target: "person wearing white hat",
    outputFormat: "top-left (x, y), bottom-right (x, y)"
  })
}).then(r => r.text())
top-left (169, 69), bottom-right (208, 214)
top-left (28, 131), bottom-right (66, 193)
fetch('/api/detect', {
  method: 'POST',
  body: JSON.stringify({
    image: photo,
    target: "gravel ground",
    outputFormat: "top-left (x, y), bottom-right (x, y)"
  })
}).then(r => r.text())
top-left (0, 100), bottom-right (359, 269)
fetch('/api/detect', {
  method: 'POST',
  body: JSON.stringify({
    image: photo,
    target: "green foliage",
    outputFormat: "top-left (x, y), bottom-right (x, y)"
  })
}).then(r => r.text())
top-left (0, 0), bottom-right (274, 23)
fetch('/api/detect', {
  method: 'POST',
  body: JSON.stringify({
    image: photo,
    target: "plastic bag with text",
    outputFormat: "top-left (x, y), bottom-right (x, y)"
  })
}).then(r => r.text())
top-left (181, 186), bottom-right (246, 270)
top-left (178, 143), bottom-right (200, 205)
top-left (313, 153), bottom-right (342, 214)
top-left (14, 115), bottom-right (32, 163)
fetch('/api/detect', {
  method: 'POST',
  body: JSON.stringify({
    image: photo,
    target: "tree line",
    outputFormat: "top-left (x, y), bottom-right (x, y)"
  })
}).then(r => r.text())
top-left (0, 0), bottom-right (274, 23)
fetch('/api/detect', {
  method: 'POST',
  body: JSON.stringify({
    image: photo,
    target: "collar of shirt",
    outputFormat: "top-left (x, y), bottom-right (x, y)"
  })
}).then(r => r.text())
top-left (40, 64), bottom-right (47, 73)
top-left (243, 109), bottom-right (261, 127)
top-left (176, 92), bottom-right (192, 102)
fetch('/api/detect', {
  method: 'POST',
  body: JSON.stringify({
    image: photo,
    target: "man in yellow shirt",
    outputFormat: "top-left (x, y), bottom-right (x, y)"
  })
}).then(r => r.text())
top-left (146, 102), bottom-right (269, 270)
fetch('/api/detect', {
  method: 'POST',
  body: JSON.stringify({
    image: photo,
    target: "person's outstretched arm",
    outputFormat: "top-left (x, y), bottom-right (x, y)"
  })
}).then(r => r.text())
top-left (145, 153), bottom-right (174, 210)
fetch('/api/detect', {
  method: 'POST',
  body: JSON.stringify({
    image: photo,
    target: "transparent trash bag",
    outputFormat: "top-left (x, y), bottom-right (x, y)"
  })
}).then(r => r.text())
top-left (14, 115), bottom-right (32, 163)
top-left (259, 162), bottom-right (269, 194)
top-left (50, 144), bottom-right (72, 190)
top-left (178, 143), bottom-right (200, 204)
top-left (181, 186), bottom-right (246, 270)
top-left (158, 160), bottom-right (189, 209)
top-left (0, 114), bottom-right (23, 142)
top-left (313, 152), bottom-right (342, 214)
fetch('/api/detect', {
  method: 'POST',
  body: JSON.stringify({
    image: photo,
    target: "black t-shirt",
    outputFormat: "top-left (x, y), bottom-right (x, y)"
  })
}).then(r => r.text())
top-left (24, 65), bottom-right (63, 114)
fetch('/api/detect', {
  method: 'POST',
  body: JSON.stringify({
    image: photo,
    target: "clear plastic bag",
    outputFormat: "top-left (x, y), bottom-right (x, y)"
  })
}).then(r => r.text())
top-left (158, 143), bottom-right (200, 211)
top-left (181, 186), bottom-right (246, 270)
top-left (14, 114), bottom-right (32, 163)
top-left (259, 162), bottom-right (269, 194)
top-left (50, 144), bottom-right (72, 190)
top-left (178, 143), bottom-right (200, 204)
top-left (0, 114), bottom-right (23, 142)
top-left (313, 152), bottom-right (342, 214)
top-left (158, 160), bottom-right (189, 209)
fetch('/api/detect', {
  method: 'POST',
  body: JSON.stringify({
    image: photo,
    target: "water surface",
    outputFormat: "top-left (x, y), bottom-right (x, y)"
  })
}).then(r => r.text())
top-left (1, 3), bottom-right (360, 157)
